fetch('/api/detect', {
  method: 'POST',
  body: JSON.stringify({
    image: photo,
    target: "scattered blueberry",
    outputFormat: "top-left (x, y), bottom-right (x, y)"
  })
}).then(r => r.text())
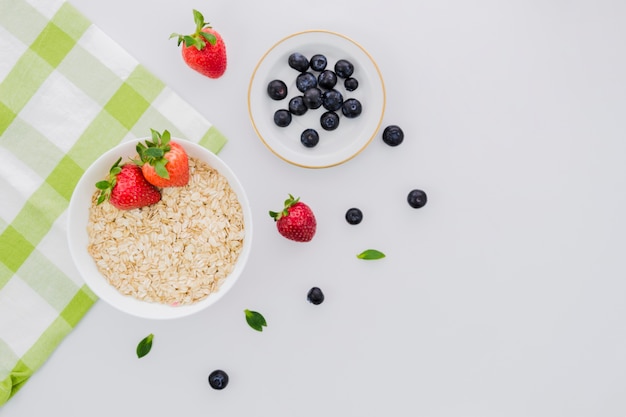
top-left (309, 54), bottom-right (328, 71)
top-left (318, 70), bottom-right (338, 89)
top-left (407, 189), bottom-right (427, 208)
top-left (296, 72), bottom-right (317, 93)
top-left (208, 370), bottom-right (229, 390)
top-left (288, 96), bottom-right (308, 115)
top-left (288, 52), bottom-right (309, 72)
top-left (322, 89), bottom-right (343, 111)
top-left (382, 125), bottom-right (404, 146)
top-left (320, 111), bottom-right (340, 131)
top-left (273, 109), bottom-right (292, 127)
top-left (344, 77), bottom-right (359, 91)
top-left (303, 87), bottom-right (323, 109)
top-left (334, 59), bottom-right (354, 78)
top-left (341, 98), bottom-right (362, 118)
top-left (267, 79), bottom-right (288, 100)
top-left (307, 287), bottom-right (325, 305)
top-left (345, 208), bottom-right (363, 225)
top-left (301, 129), bottom-right (320, 148)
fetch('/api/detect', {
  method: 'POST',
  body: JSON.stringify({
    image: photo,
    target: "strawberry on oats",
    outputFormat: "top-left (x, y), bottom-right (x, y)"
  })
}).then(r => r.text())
top-left (136, 129), bottom-right (190, 188)
top-left (95, 157), bottom-right (161, 210)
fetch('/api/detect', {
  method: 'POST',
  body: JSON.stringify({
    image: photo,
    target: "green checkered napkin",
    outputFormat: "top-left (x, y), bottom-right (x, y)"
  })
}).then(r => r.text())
top-left (0, 0), bottom-right (227, 405)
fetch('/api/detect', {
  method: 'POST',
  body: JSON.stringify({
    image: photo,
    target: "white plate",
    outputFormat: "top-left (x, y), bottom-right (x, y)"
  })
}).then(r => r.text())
top-left (248, 30), bottom-right (386, 168)
top-left (67, 140), bottom-right (253, 320)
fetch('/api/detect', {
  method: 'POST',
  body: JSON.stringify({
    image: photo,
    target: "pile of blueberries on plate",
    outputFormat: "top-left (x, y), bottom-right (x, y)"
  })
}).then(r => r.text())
top-left (267, 52), bottom-right (363, 148)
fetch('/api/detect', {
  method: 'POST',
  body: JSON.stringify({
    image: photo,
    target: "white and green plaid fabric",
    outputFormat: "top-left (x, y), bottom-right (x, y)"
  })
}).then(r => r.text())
top-left (0, 0), bottom-right (227, 405)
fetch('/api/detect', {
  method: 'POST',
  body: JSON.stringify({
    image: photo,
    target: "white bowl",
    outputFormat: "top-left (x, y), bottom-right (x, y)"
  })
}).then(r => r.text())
top-left (67, 139), bottom-right (252, 320)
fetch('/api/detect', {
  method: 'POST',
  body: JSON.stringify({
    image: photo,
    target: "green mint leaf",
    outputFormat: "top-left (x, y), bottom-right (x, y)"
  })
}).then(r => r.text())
top-left (357, 249), bottom-right (386, 260)
top-left (136, 333), bottom-right (154, 358)
top-left (244, 309), bottom-right (267, 332)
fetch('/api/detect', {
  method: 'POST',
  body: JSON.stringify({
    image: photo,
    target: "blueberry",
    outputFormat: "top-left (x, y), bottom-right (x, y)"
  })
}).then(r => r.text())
top-left (301, 129), bottom-right (319, 148)
top-left (267, 79), bottom-right (288, 100)
top-left (407, 189), bottom-right (427, 208)
top-left (307, 287), bottom-right (325, 305)
top-left (382, 125), bottom-right (404, 146)
top-left (334, 59), bottom-right (354, 78)
top-left (288, 52), bottom-right (309, 72)
top-left (296, 72), bottom-right (317, 93)
top-left (273, 109), bottom-right (292, 127)
top-left (318, 70), bottom-right (338, 89)
top-left (344, 77), bottom-right (359, 91)
top-left (320, 111), bottom-right (340, 131)
top-left (303, 87), bottom-right (323, 109)
top-left (322, 89), bottom-right (343, 111)
top-left (345, 208), bottom-right (363, 225)
top-left (288, 96), bottom-right (308, 116)
top-left (309, 54), bottom-right (328, 71)
top-left (208, 370), bottom-right (229, 390)
top-left (341, 98), bottom-right (362, 118)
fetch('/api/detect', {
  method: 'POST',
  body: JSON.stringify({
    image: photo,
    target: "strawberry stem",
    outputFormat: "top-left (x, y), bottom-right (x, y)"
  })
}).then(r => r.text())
top-left (136, 129), bottom-right (172, 179)
top-left (169, 9), bottom-right (216, 50)
top-left (269, 194), bottom-right (300, 221)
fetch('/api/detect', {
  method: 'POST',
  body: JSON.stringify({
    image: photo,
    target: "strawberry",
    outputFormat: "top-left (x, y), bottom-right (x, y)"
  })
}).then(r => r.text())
top-left (96, 157), bottom-right (161, 210)
top-left (269, 195), bottom-right (317, 242)
top-left (136, 129), bottom-right (189, 188)
top-left (170, 9), bottom-right (227, 79)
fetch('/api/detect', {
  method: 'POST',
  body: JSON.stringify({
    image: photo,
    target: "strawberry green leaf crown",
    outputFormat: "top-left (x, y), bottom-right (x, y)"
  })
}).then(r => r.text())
top-left (269, 194), bottom-right (300, 221)
top-left (136, 129), bottom-right (172, 179)
top-left (95, 157), bottom-right (123, 205)
top-left (169, 9), bottom-right (217, 51)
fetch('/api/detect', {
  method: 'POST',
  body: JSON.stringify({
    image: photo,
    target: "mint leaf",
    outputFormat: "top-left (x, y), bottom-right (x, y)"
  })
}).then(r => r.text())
top-left (136, 333), bottom-right (154, 358)
top-left (357, 249), bottom-right (386, 260)
top-left (244, 309), bottom-right (267, 332)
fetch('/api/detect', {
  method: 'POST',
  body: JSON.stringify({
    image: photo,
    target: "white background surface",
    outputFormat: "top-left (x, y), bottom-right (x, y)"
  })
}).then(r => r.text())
top-left (4, 0), bottom-right (626, 416)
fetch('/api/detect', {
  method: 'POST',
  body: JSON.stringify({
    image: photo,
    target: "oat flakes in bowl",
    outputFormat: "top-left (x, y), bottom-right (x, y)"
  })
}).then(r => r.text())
top-left (67, 139), bottom-right (253, 320)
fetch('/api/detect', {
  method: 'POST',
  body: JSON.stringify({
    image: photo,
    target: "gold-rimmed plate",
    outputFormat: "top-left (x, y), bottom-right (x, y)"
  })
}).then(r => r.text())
top-left (248, 30), bottom-right (386, 168)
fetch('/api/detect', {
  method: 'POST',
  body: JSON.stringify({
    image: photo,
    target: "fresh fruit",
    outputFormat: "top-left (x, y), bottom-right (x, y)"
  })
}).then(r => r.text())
top-left (303, 87), bottom-right (323, 109)
top-left (267, 79), bottom-right (288, 100)
top-left (345, 208), bottom-right (363, 225)
top-left (288, 96), bottom-right (308, 115)
top-left (322, 89), bottom-right (343, 111)
top-left (307, 287), bottom-right (325, 305)
top-left (318, 69), bottom-right (338, 89)
top-left (309, 54), bottom-right (327, 71)
top-left (344, 77), bottom-right (359, 91)
top-left (320, 111), bottom-right (340, 131)
top-left (288, 52), bottom-right (309, 72)
top-left (296, 72), bottom-right (317, 92)
top-left (274, 109), bottom-right (292, 127)
top-left (269, 194), bottom-right (317, 242)
top-left (170, 9), bottom-right (227, 79)
top-left (407, 189), bottom-right (427, 208)
top-left (96, 157), bottom-right (161, 210)
top-left (208, 370), bottom-right (229, 390)
top-left (334, 59), bottom-right (354, 78)
top-left (301, 129), bottom-right (319, 148)
top-left (382, 125), bottom-right (404, 146)
top-left (341, 98), bottom-right (362, 118)
top-left (136, 129), bottom-right (189, 187)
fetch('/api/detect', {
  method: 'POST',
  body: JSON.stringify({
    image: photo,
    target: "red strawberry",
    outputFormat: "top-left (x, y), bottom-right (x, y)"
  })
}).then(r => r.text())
top-left (136, 129), bottom-right (189, 188)
top-left (269, 195), bottom-right (317, 242)
top-left (170, 9), bottom-right (227, 79)
top-left (96, 157), bottom-right (161, 210)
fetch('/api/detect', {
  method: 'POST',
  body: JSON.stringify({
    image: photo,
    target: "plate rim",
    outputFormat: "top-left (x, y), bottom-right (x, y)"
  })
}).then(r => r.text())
top-left (247, 29), bottom-right (386, 169)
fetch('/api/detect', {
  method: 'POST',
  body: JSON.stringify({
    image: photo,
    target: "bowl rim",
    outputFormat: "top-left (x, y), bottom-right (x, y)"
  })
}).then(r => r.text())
top-left (67, 138), bottom-right (252, 319)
